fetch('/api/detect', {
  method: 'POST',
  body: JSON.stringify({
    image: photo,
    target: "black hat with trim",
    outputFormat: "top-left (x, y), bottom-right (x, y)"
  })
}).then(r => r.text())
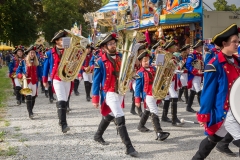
top-left (25, 45), bottom-right (36, 55)
top-left (99, 33), bottom-right (118, 46)
top-left (193, 40), bottom-right (203, 49)
top-left (51, 30), bottom-right (66, 43)
top-left (180, 44), bottom-right (191, 52)
top-left (137, 50), bottom-right (150, 61)
top-left (212, 24), bottom-right (239, 47)
top-left (138, 42), bottom-right (147, 51)
top-left (13, 46), bottom-right (24, 54)
top-left (163, 40), bottom-right (176, 50)
top-left (95, 40), bottom-right (102, 48)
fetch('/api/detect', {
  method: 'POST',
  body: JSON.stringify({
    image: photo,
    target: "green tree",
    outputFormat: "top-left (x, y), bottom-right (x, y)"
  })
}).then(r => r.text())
top-left (0, 0), bottom-right (38, 46)
top-left (213, 0), bottom-right (240, 11)
top-left (102, 0), bottom-right (109, 6)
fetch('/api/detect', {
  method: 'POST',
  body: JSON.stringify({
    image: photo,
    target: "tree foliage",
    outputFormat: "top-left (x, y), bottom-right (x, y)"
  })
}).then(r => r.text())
top-left (213, 0), bottom-right (240, 11)
top-left (0, 0), bottom-right (103, 46)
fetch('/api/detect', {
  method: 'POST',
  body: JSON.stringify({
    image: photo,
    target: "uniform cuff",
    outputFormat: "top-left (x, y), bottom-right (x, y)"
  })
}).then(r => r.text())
top-left (197, 112), bottom-right (210, 122)
top-left (17, 73), bottom-right (23, 79)
top-left (135, 97), bottom-right (141, 103)
top-left (192, 68), bottom-right (199, 75)
top-left (42, 76), bottom-right (48, 83)
top-left (92, 95), bottom-right (99, 103)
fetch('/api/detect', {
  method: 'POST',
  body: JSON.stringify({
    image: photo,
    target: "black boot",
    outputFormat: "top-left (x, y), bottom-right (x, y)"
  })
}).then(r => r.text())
top-left (216, 133), bottom-right (236, 157)
top-left (192, 135), bottom-right (223, 160)
top-left (138, 110), bottom-right (150, 132)
top-left (74, 79), bottom-right (80, 96)
top-left (197, 91), bottom-right (201, 105)
top-left (186, 90), bottom-right (196, 113)
top-left (66, 96), bottom-right (71, 113)
top-left (161, 100), bottom-right (171, 122)
top-left (89, 82), bottom-right (92, 99)
top-left (31, 96), bottom-right (36, 115)
top-left (26, 95), bottom-right (33, 119)
top-left (171, 98), bottom-right (183, 127)
top-left (151, 113), bottom-right (170, 141)
top-left (58, 101), bottom-right (70, 133)
top-left (130, 91), bottom-right (137, 115)
top-left (116, 116), bottom-right (138, 157)
top-left (232, 139), bottom-right (240, 157)
top-left (13, 87), bottom-right (16, 96)
top-left (183, 86), bottom-right (189, 104)
top-left (45, 89), bottom-right (49, 98)
top-left (94, 115), bottom-right (114, 145)
top-left (15, 86), bottom-right (22, 105)
top-left (178, 88), bottom-right (184, 102)
top-left (48, 81), bottom-right (54, 103)
top-left (56, 102), bottom-right (61, 126)
top-left (21, 95), bottom-right (25, 103)
top-left (84, 81), bottom-right (90, 101)
top-left (40, 81), bottom-right (44, 93)
top-left (136, 104), bottom-right (143, 117)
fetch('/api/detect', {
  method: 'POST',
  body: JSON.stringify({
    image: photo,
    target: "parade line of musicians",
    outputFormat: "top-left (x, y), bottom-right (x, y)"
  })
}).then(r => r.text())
top-left (7, 23), bottom-right (240, 159)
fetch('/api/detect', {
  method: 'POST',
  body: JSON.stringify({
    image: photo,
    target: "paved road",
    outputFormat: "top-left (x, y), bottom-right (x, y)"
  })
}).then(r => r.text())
top-left (2, 82), bottom-right (239, 160)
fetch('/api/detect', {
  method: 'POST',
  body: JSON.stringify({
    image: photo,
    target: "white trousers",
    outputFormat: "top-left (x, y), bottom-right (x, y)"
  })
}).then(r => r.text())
top-left (146, 95), bottom-right (158, 115)
top-left (165, 81), bottom-right (178, 100)
top-left (106, 92), bottom-right (124, 118)
top-left (180, 73), bottom-right (188, 87)
top-left (53, 80), bottom-right (71, 101)
top-left (14, 78), bottom-right (21, 87)
top-left (83, 72), bottom-right (92, 82)
top-left (26, 82), bottom-right (37, 96)
top-left (191, 76), bottom-right (202, 92)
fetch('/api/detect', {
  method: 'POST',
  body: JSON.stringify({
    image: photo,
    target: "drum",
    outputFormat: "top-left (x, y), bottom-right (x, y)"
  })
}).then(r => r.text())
top-left (229, 77), bottom-right (240, 124)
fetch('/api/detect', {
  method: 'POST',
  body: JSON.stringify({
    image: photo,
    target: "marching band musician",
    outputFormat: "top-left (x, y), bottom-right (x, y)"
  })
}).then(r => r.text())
top-left (36, 45), bottom-right (45, 94)
top-left (135, 49), bottom-right (170, 140)
top-left (185, 40), bottom-right (204, 113)
top-left (161, 40), bottom-right (184, 126)
top-left (9, 46), bottom-right (25, 105)
top-left (177, 44), bottom-right (190, 104)
top-left (42, 30), bottom-right (70, 133)
top-left (92, 33), bottom-right (138, 157)
top-left (82, 44), bottom-right (93, 101)
top-left (192, 24), bottom-right (240, 159)
top-left (130, 43), bottom-right (146, 116)
top-left (16, 46), bottom-right (39, 119)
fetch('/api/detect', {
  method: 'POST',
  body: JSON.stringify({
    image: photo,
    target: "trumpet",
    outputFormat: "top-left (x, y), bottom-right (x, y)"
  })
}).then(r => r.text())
top-left (20, 75), bottom-right (32, 95)
top-left (11, 72), bottom-right (16, 78)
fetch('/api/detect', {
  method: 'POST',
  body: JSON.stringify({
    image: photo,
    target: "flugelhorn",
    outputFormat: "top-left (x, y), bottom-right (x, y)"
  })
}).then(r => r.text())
top-left (20, 75), bottom-right (32, 95)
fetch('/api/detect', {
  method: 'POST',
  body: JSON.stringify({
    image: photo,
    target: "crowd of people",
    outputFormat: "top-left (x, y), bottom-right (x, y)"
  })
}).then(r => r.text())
top-left (5, 23), bottom-right (240, 159)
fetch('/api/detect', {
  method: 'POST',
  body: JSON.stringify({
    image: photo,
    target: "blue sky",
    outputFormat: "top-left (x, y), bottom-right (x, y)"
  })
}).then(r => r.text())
top-left (203, 0), bottom-right (240, 10)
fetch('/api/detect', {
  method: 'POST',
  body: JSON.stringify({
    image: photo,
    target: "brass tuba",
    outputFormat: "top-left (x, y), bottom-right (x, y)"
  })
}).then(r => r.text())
top-left (117, 30), bottom-right (145, 95)
top-left (20, 75), bottom-right (32, 95)
top-left (58, 29), bottom-right (87, 81)
top-left (152, 50), bottom-right (178, 100)
top-left (192, 59), bottom-right (204, 71)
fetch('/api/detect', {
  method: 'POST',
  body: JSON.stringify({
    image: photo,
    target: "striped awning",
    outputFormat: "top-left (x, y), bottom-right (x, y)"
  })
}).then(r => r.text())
top-left (97, 0), bottom-right (119, 13)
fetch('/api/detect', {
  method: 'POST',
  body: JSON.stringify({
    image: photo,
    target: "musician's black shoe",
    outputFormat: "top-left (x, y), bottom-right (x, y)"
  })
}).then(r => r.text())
top-left (86, 96), bottom-right (91, 102)
top-left (126, 146), bottom-right (138, 157)
top-left (66, 107), bottom-right (71, 113)
top-left (172, 118), bottom-right (184, 127)
top-left (17, 100), bottom-right (21, 105)
top-left (215, 145), bottom-right (237, 157)
top-left (45, 90), bottom-right (49, 98)
top-left (74, 91), bottom-right (80, 96)
top-left (161, 116), bottom-right (172, 123)
top-left (49, 98), bottom-right (53, 103)
top-left (29, 113), bottom-right (34, 120)
top-left (94, 137), bottom-right (109, 145)
top-left (156, 132), bottom-right (170, 141)
top-left (186, 107), bottom-right (196, 113)
top-left (62, 124), bottom-right (70, 133)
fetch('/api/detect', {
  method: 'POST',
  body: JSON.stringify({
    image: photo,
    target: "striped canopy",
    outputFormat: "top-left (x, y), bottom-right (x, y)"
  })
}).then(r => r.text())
top-left (97, 0), bottom-right (119, 12)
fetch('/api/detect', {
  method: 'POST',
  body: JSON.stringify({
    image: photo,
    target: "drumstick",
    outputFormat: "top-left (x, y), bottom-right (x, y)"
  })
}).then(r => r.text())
top-left (180, 118), bottom-right (199, 124)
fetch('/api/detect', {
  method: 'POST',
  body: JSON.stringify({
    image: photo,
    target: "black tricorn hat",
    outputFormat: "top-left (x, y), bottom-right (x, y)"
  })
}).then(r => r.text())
top-left (95, 40), bottom-right (102, 48)
top-left (180, 44), bottom-right (191, 52)
top-left (99, 33), bottom-right (118, 46)
top-left (163, 40), bottom-right (176, 50)
top-left (138, 42), bottom-right (147, 51)
top-left (137, 50), bottom-right (150, 61)
top-left (212, 24), bottom-right (239, 47)
top-left (25, 45), bottom-right (36, 55)
top-left (13, 46), bottom-right (24, 54)
top-left (51, 30), bottom-right (66, 43)
top-left (193, 40), bottom-right (203, 49)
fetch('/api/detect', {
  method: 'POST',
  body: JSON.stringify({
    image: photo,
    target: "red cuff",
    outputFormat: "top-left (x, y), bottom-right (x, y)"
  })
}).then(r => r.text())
top-left (17, 73), bottom-right (23, 79)
top-left (78, 73), bottom-right (82, 78)
top-left (13, 67), bottom-right (17, 72)
top-left (197, 112), bottom-right (210, 122)
top-left (92, 95), bottom-right (100, 103)
top-left (192, 68), bottom-right (199, 75)
top-left (135, 97), bottom-right (141, 103)
top-left (42, 76), bottom-right (48, 83)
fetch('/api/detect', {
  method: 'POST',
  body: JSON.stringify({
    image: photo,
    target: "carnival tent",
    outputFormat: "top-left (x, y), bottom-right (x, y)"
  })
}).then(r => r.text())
top-left (97, 0), bottom-right (119, 13)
